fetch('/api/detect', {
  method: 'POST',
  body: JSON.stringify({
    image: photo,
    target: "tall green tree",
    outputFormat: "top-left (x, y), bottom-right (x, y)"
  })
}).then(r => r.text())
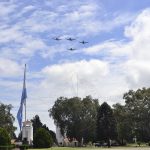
top-left (33, 128), bottom-right (53, 148)
top-left (0, 103), bottom-right (16, 138)
top-left (31, 115), bottom-right (42, 134)
top-left (31, 115), bottom-right (56, 144)
top-left (80, 96), bottom-right (99, 143)
top-left (42, 124), bottom-right (57, 144)
top-left (49, 96), bottom-right (99, 143)
top-left (96, 102), bottom-right (117, 147)
top-left (123, 88), bottom-right (150, 142)
top-left (113, 103), bottom-right (132, 144)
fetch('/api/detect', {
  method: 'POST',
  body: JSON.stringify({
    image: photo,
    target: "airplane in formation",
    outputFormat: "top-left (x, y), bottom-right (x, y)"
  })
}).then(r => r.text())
top-left (52, 37), bottom-right (62, 41)
top-left (79, 40), bottom-right (88, 44)
top-left (66, 37), bottom-right (76, 41)
top-left (68, 48), bottom-right (76, 51)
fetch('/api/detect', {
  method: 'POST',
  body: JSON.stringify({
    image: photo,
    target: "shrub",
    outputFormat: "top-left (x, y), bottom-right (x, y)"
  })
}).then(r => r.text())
top-left (0, 145), bottom-right (15, 150)
top-left (0, 127), bottom-right (11, 146)
top-left (137, 141), bottom-right (141, 146)
top-left (19, 145), bottom-right (29, 150)
top-left (33, 128), bottom-right (53, 148)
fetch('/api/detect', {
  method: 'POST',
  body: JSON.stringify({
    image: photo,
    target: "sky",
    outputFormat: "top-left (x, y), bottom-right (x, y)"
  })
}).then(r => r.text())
top-left (0, 0), bottom-right (150, 134)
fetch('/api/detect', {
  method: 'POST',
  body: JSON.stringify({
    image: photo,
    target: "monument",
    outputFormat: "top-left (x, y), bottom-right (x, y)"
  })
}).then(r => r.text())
top-left (22, 120), bottom-right (33, 145)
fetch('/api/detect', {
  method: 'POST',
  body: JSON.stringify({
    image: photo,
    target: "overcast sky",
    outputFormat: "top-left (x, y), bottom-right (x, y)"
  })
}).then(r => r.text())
top-left (0, 0), bottom-right (150, 134)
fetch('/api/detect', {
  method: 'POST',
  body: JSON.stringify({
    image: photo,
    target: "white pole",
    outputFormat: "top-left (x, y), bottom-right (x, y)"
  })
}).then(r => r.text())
top-left (24, 64), bottom-right (27, 139)
top-left (77, 72), bottom-right (78, 97)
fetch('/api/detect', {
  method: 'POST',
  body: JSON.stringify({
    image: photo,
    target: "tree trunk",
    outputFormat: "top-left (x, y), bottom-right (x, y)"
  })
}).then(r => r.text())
top-left (121, 138), bottom-right (124, 145)
top-left (107, 139), bottom-right (111, 148)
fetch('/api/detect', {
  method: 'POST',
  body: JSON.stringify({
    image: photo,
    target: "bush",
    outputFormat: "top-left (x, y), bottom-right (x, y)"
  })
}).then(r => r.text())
top-left (19, 145), bottom-right (29, 150)
top-left (33, 128), bottom-right (53, 148)
top-left (0, 127), bottom-right (11, 146)
top-left (137, 141), bottom-right (141, 146)
top-left (0, 145), bottom-right (15, 150)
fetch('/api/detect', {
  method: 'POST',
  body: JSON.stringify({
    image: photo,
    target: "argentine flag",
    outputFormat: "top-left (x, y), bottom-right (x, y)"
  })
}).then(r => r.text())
top-left (17, 64), bottom-right (27, 131)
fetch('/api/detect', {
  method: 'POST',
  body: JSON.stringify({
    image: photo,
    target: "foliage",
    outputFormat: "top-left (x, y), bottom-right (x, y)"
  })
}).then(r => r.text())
top-left (0, 127), bottom-right (11, 146)
top-left (113, 103), bottom-right (132, 144)
top-left (19, 144), bottom-right (29, 150)
top-left (123, 88), bottom-right (150, 142)
top-left (28, 147), bottom-right (150, 150)
top-left (96, 102), bottom-right (118, 146)
top-left (113, 88), bottom-right (150, 143)
top-left (42, 124), bottom-right (57, 144)
top-left (33, 128), bottom-right (53, 148)
top-left (49, 96), bottom-right (99, 143)
top-left (31, 115), bottom-right (56, 144)
top-left (31, 115), bottom-right (42, 134)
top-left (0, 103), bottom-right (16, 138)
top-left (0, 145), bottom-right (15, 150)
top-left (49, 87), bottom-right (150, 144)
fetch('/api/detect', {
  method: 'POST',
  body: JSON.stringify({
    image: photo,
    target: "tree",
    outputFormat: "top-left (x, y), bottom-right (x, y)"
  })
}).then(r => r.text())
top-left (79, 96), bottom-right (99, 143)
top-left (0, 127), bottom-right (11, 145)
top-left (42, 124), bottom-right (57, 144)
top-left (0, 103), bottom-right (16, 138)
top-left (113, 103), bottom-right (132, 144)
top-left (49, 96), bottom-right (99, 143)
top-left (31, 115), bottom-right (42, 135)
top-left (123, 88), bottom-right (150, 142)
top-left (33, 128), bottom-right (53, 148)
top-left (96, 102), bottom-right (118, 147)
top-left (31, 115), bottom-right (56, 144)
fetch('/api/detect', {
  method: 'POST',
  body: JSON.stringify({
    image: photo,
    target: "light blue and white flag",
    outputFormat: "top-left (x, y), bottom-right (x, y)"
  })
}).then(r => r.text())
top-left (17, 105), bottom-right (23, 131)
top-left (17, 64), bottom-right (27, 131)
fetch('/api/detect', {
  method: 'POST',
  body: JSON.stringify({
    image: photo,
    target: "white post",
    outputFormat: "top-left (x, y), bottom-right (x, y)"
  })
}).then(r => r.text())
top-left (24, 64), bottom-right (27, 139)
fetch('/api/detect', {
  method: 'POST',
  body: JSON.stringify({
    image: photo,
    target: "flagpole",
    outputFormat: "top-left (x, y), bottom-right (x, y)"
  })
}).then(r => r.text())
top-left (24, 64), bottom-right (27, 140)
top-left (76, 69), bottom-right (79, 97)
top-left (24, 64), bottom-right (27, 124)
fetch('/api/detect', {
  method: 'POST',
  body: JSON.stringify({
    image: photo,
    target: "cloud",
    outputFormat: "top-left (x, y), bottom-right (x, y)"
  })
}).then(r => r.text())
top-left (18, 39), bottom-right (48, 56)
top-left (123, 9), bottom-right (150, 88)
top-left (0, 0), bottom-right (135, 62)
top-left (83, 40), bottom-right (122, 54)
top-left (0, 58), bottom-right (22, 77)
top-left (83, 8), bottom-right (150, 89)
top-left (0, 1), bottom-right (16, 20)
top-left (40, 59), bottom-right (126, 99)
top-left (21, 5), bottom-right (35, 14)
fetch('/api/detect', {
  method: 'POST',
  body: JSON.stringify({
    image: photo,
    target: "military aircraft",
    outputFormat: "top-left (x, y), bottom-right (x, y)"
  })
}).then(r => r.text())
top-left (66, 37), bottom-right (76, 41)
top-left (52, 37), bottom-right (62, 41)
top-left (68, 48), bottom-right (76, 51)
top-left (79, 41), bottom-right (88, 44)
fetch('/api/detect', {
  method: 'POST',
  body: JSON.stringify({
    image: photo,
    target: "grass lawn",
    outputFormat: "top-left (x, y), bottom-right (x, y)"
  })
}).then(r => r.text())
top-left (29, 147), bottom-right (150, 150)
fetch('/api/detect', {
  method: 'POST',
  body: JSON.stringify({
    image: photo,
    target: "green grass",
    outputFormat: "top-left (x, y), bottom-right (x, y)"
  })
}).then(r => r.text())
top-left (29, 146), bottom-right (150, 150)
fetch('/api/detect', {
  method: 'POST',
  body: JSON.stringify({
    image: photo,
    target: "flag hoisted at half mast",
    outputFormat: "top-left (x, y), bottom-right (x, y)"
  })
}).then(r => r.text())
top-left (17, 64), bottom-right (27, 131)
